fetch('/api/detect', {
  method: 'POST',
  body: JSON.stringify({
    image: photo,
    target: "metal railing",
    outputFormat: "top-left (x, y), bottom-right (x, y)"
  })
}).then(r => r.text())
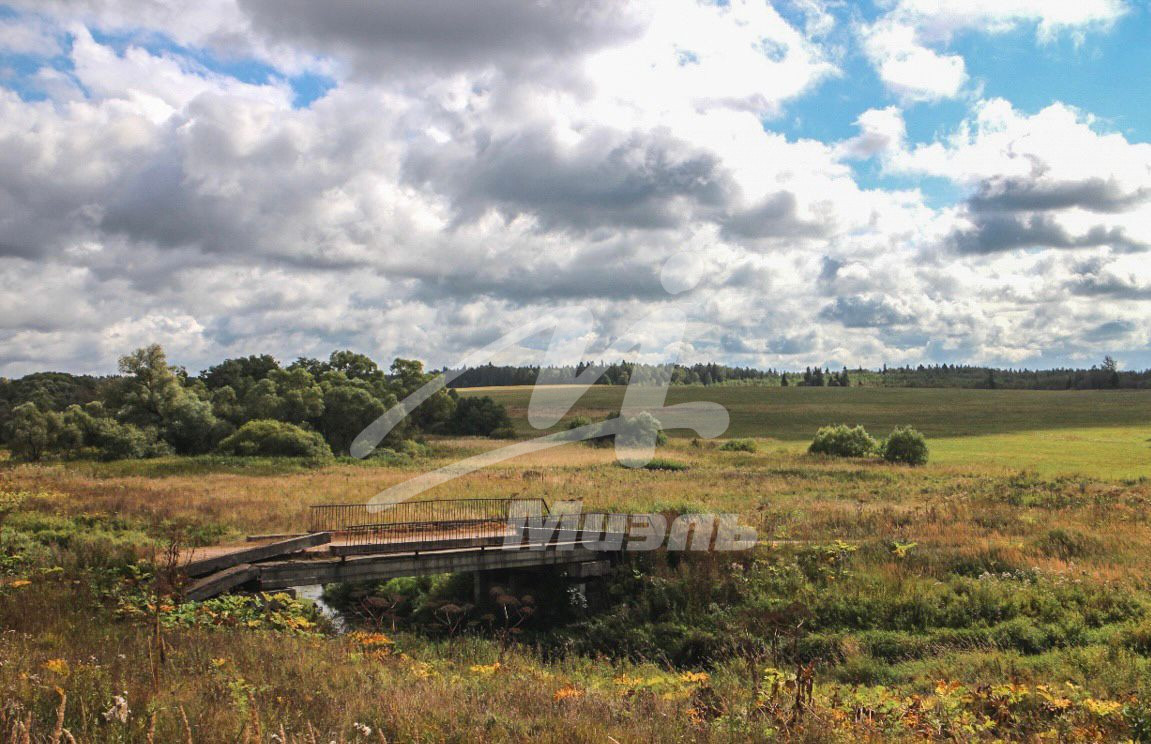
top-left (308, 498), bottom-right (551, 541)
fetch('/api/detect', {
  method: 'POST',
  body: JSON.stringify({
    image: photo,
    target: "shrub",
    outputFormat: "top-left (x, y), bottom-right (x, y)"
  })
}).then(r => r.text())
top-left (639, 458), bottom-right (689, 471)
top-left (216, 420), bottom-right (332, 458)
top-left (808, 424), bottom-right (876, 458)
top-left (879, 426), bottom-right (929, 465)
top-left (616, 411), bottom-right (668, 448)
top-left (719, 438), bottom-right (757, 452)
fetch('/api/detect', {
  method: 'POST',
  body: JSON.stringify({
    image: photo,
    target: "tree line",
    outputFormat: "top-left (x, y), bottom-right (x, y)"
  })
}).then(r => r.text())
top-left (0, 345), bottom-right (514, 461)
top-left (446, 357), bottom-right (1150, 390)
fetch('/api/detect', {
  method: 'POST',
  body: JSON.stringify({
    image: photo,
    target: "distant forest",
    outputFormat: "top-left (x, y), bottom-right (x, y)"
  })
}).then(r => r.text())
top-left (2, 352), bottom-right (1147, 461)
top-left (446, 356), bottom-right (1148, 391)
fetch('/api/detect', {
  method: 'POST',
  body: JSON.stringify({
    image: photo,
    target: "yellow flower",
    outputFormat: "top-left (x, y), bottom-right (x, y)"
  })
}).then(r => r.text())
top-left (351, 632), bottom-right (393, 648)
top-left (1083, 698), bottom-right (1123, 717)
top-left (469, 662), bottom-right (501, 675)
top-left (42, 659), bottom-right (70, 676)
top-left (680, 671), bottom-right (710, 685)
top-left (553, 686), bottom-right (584, 702)
top-left (409, 661), bottom-right (434, 679)
top-left (210, 658), bottom-right (230, 668)
top-left (9, 580), bottom-right (31, 589)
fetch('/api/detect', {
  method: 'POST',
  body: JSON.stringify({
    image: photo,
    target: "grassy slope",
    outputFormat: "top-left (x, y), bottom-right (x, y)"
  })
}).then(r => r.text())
top-left (462, 385), bottom-right (1151, 439)
top-left (463, 385), bottom-right (1151, 479)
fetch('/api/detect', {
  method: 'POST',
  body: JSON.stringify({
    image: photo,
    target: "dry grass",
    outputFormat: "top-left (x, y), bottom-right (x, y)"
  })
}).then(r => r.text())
top-left (6, 425), bottom-right (1151, 741)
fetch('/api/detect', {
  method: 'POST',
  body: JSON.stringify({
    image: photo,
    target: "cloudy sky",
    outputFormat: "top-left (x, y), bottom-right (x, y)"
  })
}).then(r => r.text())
top-left (1, 0), bottom-right (1150, 377)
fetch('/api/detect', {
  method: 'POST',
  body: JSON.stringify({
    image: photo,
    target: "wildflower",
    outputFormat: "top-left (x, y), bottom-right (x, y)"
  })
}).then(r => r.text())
top-left (553, 686), bottom-right (584, 702)
top-left (42, 659), bottom-right (69, 676)
top-left (468, 662), bottom-right (501, 675)
top-left (1083, 698), bottom-right (1123, 717)
top-left (351, 632), bottom-right (393, 648)
top-left (409, 661), bottom-right (434, 679)
top-left (9, 580), bottom-right (30, 589)
top-left (353, 722), bottom-right (373, 736)
top-left (679, 671), bottom-right (710, 685)
top-left (103, 693), bottom-right (130, 724)
top-left (210, 658), bottom-right (229, 668)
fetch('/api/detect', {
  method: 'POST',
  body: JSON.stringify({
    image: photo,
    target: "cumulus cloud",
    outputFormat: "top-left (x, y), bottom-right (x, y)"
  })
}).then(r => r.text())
top-left (237, 0), bottom-right (644, 80)
top-left (887, 0), bottom-right (1128, 42)
top-left (860, 21), bottom-right (967, 103)
top-left (0, 1), bottom-right (1146, 377)
top-left (860, 0), bottom-right (1127, 101)
top-left (873, 99), bottom-right (1151, 254)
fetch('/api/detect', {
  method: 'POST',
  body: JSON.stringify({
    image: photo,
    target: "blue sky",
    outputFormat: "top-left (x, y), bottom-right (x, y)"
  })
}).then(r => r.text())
top-left (0, 0), bottom-right (1149, 375)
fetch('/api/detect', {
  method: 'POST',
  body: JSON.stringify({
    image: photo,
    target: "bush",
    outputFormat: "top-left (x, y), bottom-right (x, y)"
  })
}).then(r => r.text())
top-left (216, 420), bottom-right (332, 458)
top-left (639, 458), bottom-right (689, 471)
top-left (808, 424), bottom-right (876, 458)
top-left (616, 411), bottom-right (668, 448)
top-left (719, 438), bottom-right (757, 452)
top-left (879, 426), bottom-right (929, 465)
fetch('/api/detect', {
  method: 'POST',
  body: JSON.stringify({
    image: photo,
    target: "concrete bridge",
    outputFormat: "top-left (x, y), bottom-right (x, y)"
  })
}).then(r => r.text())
top-left (181, 499), bottom-right (621, 601)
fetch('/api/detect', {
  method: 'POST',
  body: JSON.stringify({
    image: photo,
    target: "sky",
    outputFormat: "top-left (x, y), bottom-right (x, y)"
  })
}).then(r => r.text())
top-left (1, 0), bottom-right (1150, 377)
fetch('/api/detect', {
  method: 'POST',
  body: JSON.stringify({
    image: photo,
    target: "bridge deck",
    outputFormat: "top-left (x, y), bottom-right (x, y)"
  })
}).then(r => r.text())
top-left (181, 499), bottom-right (620, 600)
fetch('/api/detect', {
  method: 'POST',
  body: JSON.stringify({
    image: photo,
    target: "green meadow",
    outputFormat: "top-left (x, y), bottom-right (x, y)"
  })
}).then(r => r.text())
top-left (464, 385), bottom-right (1151, 479)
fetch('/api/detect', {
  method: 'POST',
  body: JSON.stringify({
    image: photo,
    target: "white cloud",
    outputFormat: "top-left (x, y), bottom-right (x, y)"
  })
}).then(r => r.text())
top-left (861, 21), bottom-right (967, 103)
top-left (0, 2), bottom-right (1147, 376)
top-left (839, 106), bottom-right (907, 159)
top-left (861, 0), bottom-right (1126, 102)
top-left (889, 0), bottom-right (1128, 42)
top-left (0, 16), bottom-right (62, 56)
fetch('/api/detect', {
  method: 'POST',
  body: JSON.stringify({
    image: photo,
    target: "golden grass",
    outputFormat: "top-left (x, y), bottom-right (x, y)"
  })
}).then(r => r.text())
top-left (6, 426), bottom-right (1151, 741)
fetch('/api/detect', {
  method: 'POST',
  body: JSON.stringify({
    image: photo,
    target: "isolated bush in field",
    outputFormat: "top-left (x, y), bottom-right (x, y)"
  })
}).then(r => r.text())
top-left (216, 420), bottom-right (332, 458)
top-left (878, 426), bottom-right (928, 465)
top-left (638, 458), bottom-right (688, 471)
top-left (616, 411), bottom-right (668, 448)
top-left (719, 438), bottom-right (757, 452)
top-left (808, 424), bottom-right (876, 458)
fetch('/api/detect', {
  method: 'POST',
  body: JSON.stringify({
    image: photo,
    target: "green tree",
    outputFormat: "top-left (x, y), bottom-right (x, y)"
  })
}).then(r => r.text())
top-left (327, 350), bottom-right (383, 383)
top-left (5, 402), bottom-right (57, 460)
top-left (210, 386), bottom-right (246, 425)
top-left (117, 344), bottom-right (183, 427)
top-left (200, 354), bottom-right (280, 392)
top-left (162, 394), bottom-right (228, 455)
top-left (448, 396), bottom-right (512, 436)
top-left (242, 378), bottom-right (284, 421)
top-left (389, 358), bottom-right (455, 432)
top-left (269, 367), bottom-right (324, 424)
top-left (318, 385), bottom-right (387, 455)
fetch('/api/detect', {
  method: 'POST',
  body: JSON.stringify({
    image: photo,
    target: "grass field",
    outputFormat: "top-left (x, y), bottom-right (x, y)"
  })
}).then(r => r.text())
top-left (4, 386), bottom-right (1151, 741)
top-left (463, 385), bottom-right (1151, 479)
